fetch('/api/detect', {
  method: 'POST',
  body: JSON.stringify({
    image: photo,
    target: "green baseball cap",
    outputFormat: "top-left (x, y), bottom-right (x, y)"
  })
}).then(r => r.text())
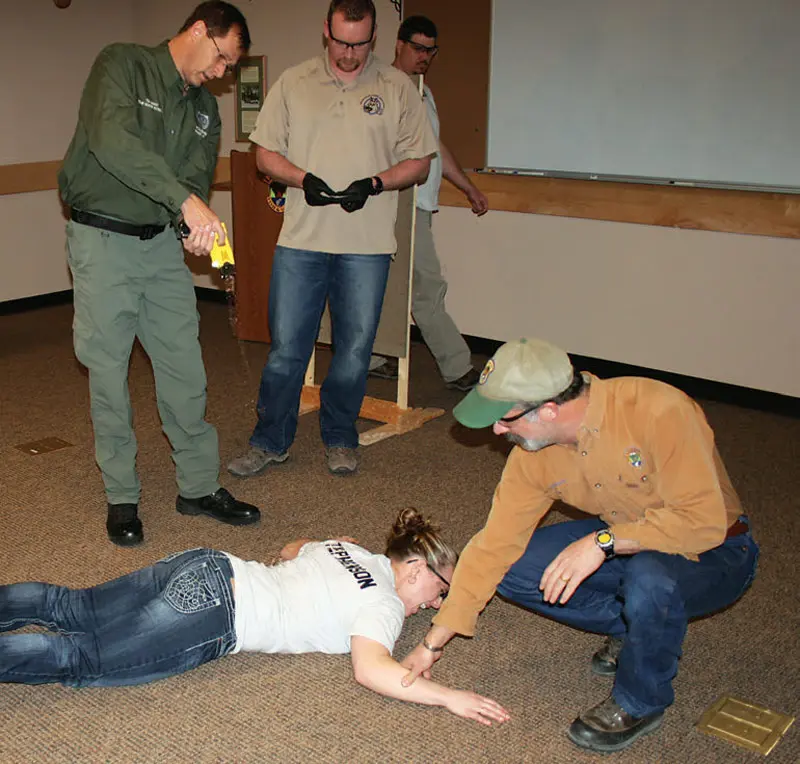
top-left (453, 338), bottom-right (574, 428)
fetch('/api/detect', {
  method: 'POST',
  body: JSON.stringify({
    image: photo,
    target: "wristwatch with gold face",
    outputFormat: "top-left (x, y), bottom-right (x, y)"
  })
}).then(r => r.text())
top-left (595, 528), bottom-right (616, 559)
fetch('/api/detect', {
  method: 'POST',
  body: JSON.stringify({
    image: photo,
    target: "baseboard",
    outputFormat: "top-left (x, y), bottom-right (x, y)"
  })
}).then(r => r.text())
top-left (1, 287), bottom-right (224, 315)
top-left (0, 289), bottom-right (74, 315)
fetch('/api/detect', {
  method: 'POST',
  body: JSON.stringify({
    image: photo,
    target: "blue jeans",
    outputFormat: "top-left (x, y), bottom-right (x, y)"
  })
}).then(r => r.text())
top-left (496, 517), bottom-right (759, 717)
top-left (0, 549), bottom-right (236, 687)
top-left (251, 246), bottom-right (392, 452)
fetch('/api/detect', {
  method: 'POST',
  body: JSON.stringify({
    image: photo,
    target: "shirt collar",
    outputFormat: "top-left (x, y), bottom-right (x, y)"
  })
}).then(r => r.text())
top-left (320, 50), bottom-right (378, 88)
top-left (577, 373), bottom-right (607, 438)
top-left (154, 41), bottom-right (182, 87)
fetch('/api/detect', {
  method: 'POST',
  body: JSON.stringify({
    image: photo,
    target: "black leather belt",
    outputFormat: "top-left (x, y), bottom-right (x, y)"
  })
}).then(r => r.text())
top-left (70, 209), bottom-right (166, 240)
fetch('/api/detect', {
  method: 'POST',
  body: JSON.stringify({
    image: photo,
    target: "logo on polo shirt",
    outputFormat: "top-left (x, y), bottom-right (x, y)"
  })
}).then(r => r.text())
top-left (361, 94), bottom-right (385, 116)
top-left (267, 179), bottom-right (286, 214)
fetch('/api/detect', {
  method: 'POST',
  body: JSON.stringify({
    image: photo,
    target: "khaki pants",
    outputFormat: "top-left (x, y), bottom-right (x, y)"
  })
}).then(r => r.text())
top-left (67, 221), bottom-right (219, 505)
top-left (369, 210), bottom-right (471, 382)
top-left (411, 210), bottom-right (471, 382)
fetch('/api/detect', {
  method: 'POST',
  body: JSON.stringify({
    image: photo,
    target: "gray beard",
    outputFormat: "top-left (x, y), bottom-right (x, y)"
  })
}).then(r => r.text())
top-left (505, 432), bottom-right (554, 452)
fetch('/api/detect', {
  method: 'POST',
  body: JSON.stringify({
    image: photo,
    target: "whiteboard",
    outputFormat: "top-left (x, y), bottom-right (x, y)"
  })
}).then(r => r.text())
top-left (487, 0), bottom-right (800, 191)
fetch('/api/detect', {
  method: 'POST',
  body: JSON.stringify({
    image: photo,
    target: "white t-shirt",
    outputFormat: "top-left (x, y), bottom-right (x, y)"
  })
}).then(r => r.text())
top-left (225, 541), bottom-right (405, 655)
top-left (416, 84), bottom-right (443, 213)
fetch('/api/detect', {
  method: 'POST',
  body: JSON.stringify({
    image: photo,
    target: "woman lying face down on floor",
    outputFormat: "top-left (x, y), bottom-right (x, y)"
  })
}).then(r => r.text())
top-left (0, 508), bottom-right (509, 726)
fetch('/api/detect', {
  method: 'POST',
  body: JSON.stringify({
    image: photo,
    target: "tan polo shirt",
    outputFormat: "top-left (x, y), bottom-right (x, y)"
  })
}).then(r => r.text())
top-left (433, 374), bottom-right (744, 637)
top-left (249, 53), bottom-right (437, 254)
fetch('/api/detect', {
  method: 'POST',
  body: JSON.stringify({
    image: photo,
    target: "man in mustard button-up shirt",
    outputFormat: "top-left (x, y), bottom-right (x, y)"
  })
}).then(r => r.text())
top-left (401, 337), bottom-right (759, 754)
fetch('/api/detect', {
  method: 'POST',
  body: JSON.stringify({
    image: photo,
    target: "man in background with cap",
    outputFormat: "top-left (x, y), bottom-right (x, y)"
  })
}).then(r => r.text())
top-left (400, 338), bottom-right (759, 754)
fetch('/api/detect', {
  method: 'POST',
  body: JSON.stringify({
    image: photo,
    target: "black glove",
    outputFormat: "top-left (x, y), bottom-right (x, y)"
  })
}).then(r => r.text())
top-left (339, 176), bottom-right (383, 213)
top-left (302, 173), bottom-right (342, 206)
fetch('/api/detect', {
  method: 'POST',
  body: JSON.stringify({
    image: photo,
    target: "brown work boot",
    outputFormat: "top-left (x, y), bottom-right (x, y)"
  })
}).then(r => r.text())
top-left (567, 695), bottom-right (664, 753)
top-left (592, 635), bottom-right (624, 676)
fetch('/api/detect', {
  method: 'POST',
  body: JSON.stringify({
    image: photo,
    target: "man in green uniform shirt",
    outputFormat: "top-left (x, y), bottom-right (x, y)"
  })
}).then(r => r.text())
top-left (59, 2), bottom-right (258, 547)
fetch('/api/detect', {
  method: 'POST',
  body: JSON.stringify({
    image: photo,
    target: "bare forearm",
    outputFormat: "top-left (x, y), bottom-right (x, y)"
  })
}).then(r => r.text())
top-left (354, 653), bottom-right (454, 708)
top-left (441, 143), bottom-right (473, 193)
top-left (377, 157), bottom-right (431, 191)
top-left (424, 624), bottom-right (456, 650)
top-left (255, 148), bottom-right (305, 188)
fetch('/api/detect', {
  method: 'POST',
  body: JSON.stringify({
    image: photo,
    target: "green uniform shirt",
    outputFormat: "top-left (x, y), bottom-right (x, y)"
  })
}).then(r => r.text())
top-left (59, 41), bottom-right (221, 226)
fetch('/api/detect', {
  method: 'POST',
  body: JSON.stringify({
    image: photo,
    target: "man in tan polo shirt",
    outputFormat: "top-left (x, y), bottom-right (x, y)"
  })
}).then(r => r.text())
top-left (400, 338), bottom-right (759, 754)
top-left (228, 0), bottom-right (437, 477)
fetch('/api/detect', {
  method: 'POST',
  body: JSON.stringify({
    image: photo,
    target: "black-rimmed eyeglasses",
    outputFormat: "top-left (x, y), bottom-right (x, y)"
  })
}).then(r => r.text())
top-left (207, 33), bottom-right (236, 75)
top-left (407, 559), bottom-right (451, 599)
top-left (402, 39), bottom-right (439, 57)
top-left (498, 405), bottom-right (538, 424)
top-left (327, 11), bottom-right (375, 52)
top-left (427, 564), bottom-right (451, 599)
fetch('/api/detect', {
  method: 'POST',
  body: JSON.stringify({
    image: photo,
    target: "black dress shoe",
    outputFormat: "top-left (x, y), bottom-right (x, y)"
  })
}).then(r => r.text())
top-left (176, 487), bottom-right (260, 526)
top-left (106, 503), bottom-right (144, 547)
top-left (567, 695), bottom-right (664, 753)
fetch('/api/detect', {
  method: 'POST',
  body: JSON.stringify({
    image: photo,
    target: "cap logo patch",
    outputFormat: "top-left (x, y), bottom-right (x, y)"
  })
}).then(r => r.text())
top-left (479, 359), bottom-right (495, 386)
top-left (626, 448), bottom-right (643, 468)
top-left (361, 94), bottom-right (385, 115)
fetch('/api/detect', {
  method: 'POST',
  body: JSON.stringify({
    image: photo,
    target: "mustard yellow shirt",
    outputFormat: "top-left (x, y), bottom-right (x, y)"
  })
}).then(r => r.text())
top-left (249, 53), bottom-right (437, 254)
top-left (434, 374), bottom-right (743, 637)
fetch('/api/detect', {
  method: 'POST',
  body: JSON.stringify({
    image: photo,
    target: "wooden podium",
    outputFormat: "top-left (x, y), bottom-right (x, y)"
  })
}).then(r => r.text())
top-left (229, 149), bottom-right (444, 446)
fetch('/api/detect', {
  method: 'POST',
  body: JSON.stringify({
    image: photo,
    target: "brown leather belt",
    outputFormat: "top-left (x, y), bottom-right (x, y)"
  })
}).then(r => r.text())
top-left (725, 518), bottom-right (750, 539)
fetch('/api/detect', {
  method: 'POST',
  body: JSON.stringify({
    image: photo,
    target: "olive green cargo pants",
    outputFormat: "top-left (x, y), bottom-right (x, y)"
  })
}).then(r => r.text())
top-left (66, 221), bottom-right (220, 505)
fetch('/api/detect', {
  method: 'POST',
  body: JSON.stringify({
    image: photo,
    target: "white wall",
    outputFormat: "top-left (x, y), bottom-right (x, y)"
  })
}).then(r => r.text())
top-left (433, 208), bottom-right (800, 397)
top-left (1, 0), bottom-right (135, 301)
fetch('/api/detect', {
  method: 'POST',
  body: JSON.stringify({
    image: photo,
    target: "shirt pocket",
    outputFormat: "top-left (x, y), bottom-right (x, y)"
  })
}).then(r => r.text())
top-left (615, 448), bottom-right (657, 502)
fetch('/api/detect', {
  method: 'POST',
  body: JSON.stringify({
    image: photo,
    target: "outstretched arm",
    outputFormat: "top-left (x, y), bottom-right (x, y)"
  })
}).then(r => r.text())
top-left (350, 636), bottom-right (509, 726)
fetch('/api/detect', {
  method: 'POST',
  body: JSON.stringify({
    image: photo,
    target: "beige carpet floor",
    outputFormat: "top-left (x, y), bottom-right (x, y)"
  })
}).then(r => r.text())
top-left (1, 300), bottom-right (798, 763)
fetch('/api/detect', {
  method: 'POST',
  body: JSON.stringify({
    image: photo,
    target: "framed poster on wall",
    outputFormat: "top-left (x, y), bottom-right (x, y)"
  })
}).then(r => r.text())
top-left (235, 55), bottom-right (266, 142)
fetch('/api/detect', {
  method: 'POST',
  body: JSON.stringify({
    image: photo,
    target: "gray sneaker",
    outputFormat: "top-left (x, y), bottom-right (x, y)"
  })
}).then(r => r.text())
top-left (227, 447), bottom-right (289, 478)
top-left (326, 446), bottom-right (358, 475)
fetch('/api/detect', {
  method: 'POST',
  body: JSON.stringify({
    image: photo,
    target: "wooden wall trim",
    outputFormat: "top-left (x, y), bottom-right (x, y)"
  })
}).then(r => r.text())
top-left (0, 161), bottom-right (63, 196)
top-left (0, 157), bottom-right (232, 197)
top-left (3, 159), bottom-right (798, 240)
top-left (440, 172), bottom-right (800, 240)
